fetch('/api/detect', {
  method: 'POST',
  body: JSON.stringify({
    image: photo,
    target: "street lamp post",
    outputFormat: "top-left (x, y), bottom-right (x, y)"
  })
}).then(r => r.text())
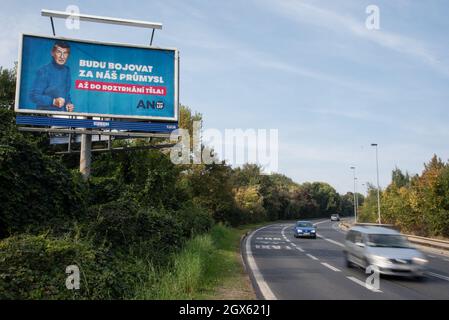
top-left (371, 143), bottom-right (381, 224)
top-left (350, 166), bottom-right (357, 223)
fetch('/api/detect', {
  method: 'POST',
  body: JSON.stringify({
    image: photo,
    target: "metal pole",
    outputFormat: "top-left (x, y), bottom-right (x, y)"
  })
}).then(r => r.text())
top-left (50, 17), bottom-right (56, 36)
top-left (80, 129), bottom-right (92, 180)
top-left (351, 166), bottom-right (357, 223)
top-left (375, 145), bottom-right (381, 224)
top-left (150, 28), bottom-right (155, 46)
top-left (355, 177), bottom-right (358, 221)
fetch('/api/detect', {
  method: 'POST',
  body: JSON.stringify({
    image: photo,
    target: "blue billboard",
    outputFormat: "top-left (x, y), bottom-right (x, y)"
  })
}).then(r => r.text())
top-left (15, 34), bottom-right (179, 121)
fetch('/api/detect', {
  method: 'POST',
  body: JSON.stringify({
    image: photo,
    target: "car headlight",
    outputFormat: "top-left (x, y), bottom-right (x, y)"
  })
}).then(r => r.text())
top-left (412, 257), bottom-right (428, 265)
top-left (370, 255), bottom-right (392, 265)
top-left (297, 229), bottom-right (303, 232)
top-left (311, 230), bottom-right (316, 233)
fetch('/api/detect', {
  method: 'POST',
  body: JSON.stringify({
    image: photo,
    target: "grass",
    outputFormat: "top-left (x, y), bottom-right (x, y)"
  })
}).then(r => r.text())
top-left (134, 222), bottom-right (270, 300)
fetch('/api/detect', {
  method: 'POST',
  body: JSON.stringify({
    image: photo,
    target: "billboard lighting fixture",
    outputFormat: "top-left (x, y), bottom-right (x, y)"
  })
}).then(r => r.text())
top-left (41, 9), bottom-right (163, 45)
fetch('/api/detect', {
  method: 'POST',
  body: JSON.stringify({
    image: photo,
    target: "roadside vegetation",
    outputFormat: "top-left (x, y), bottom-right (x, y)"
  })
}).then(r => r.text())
top-left (359, 156), bottom-right (449, 238)
top-left (1, 65), bottom-right (358, 299)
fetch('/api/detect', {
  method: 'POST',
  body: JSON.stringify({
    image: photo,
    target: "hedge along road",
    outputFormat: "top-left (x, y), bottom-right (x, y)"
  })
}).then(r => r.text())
top-left (241, 218), bottom-right (449, 300)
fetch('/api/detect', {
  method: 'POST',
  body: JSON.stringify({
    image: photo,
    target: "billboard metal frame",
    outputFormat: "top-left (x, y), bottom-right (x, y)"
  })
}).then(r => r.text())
top-left (14, 33), bottom-right (180, 122)
top-left (15, 9), bottom-right (180, 179)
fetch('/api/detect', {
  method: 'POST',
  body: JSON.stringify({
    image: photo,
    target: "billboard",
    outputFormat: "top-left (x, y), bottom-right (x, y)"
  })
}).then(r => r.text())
top-left (15, 34), bottom-right (179, 122)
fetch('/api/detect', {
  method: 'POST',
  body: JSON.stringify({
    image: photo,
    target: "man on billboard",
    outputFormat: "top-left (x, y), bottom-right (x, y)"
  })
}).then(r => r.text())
top-left (29, 41), bottom-right (75, 112)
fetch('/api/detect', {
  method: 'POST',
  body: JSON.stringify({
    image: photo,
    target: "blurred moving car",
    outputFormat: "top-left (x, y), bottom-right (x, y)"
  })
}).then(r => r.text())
top-left (293, 221), bottom-right (317, 239)
top-left (331, 214), bottom-right (340, 221)
top-left (343, 225), bottom-right (428, 278)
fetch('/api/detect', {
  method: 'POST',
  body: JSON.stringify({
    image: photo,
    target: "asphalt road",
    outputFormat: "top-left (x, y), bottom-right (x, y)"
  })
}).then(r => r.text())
top-left (242, 219), bottom-right (449, 300)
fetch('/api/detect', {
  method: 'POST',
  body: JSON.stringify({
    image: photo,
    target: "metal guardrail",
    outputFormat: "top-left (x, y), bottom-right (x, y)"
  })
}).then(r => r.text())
top-left (338, 222), bottom-right (449, 252)
top-left (406, 234), bottom-right (449, 251)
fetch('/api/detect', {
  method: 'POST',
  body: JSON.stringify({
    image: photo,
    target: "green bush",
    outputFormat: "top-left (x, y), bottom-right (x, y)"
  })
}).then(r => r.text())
top-left (87, 200), bottom-right (192, 262)
top-left (88, 176), bottom-right (124, 206)
top-left (0, 233), bottom-right (124, 299)
top-left (174, 202), bottom-right (214, 239)
top-left (0, 138), bottom-right (87, 238)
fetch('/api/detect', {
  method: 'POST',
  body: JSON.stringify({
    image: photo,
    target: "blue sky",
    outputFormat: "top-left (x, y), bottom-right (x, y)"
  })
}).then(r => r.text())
top-left (1, 0), bottom-right (449, 194)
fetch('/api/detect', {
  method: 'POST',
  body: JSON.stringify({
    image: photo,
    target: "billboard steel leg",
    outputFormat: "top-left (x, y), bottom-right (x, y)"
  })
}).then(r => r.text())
top-left (80, 131), bottom-right (92, 180)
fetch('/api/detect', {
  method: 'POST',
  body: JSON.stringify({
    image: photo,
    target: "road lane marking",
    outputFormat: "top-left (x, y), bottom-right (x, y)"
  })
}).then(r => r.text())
top-left (332, 222), bottom-right (347, 234)
top-left (427, 272), bottom-right (449, 282)
top-left (313, 220), bottom-right (330, 226)
top-left (272, 245), bottom-right (281, 250)
top-left (321, 262), bottom-right (341, 272)
top-left (317, 234), bottom-right (345, 248)
top-left (296, 247), bottom-right (305, 252)
top-left (291, 243), bottom-right (297, 247)
top-left (306, 254), bottom-right (319, 261)
top-left (347, 276), bottom-right (382, 293)
top-left (245, 226), bottom-right (277, 300)
top-left (256, 241), bottom-right (285, 245)
top-left (286, 246), bottom-right (292, 250)
top-left (429, 255), bottom-right (436, 258)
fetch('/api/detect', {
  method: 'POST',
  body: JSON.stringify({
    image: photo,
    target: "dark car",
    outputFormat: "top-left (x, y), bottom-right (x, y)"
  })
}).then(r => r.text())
top-left (293, 221), bottom-right (317, 239)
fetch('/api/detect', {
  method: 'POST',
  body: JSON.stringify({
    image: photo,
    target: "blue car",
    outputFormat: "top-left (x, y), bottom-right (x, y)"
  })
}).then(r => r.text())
top-left (293, 221), bottom-right (317, 239)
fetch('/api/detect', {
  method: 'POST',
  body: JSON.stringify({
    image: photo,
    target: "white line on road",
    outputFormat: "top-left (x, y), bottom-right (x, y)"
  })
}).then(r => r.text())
top-left (306, 253), bottom-right (319, 261)
top-left (286, 246), bottom-right (292, 250)
top-left (427, 272), bottom-right (449, 282)
top-left (314, 220), bottom-right (330, 226)
top-left (321, 262), bottom-right (341, 272)
top-left (245, 226), bottom-right (277, 300)
top-left (332, 222), bottom-right (347, 234)
top-left (317, 234), bottom-right (345, 248)
top-left (347, 276), bottom-right (382, 293)
top-left (296, 247), bottom-right (305, 252)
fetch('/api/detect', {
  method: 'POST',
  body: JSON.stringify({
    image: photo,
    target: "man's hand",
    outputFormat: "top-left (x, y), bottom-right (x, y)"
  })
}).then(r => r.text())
top-left (66, 103), bottom-right (75, 112)
top-left (53, 97), bottom-right (65, 108)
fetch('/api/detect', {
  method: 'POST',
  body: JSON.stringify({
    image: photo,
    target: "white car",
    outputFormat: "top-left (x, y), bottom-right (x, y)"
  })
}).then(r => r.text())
top-left (330, 214), bottom-right (340, 221)
top-left (343, 225), bottom-right (428, 278)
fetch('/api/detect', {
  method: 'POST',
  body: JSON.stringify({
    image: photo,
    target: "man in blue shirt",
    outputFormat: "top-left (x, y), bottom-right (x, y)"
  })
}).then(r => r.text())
top-left (30, 41), bottom-right (75, 112)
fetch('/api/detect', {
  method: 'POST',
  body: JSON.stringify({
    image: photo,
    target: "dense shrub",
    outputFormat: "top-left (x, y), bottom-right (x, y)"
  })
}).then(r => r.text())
top-left (174, 202), bottom-right (214, 239)
top-left (88, 176), bottom-right (124, 206)
top-left (0, 113), bottom-right (87, 238)
top-left (0, 234), bottom-right (127, 299)
top-left (86, 200), bottom-right (207, 262)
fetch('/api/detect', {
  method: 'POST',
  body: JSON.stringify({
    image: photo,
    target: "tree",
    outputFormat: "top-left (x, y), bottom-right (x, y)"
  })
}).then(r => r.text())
top-left (392, 167), bottom-right (410, 188)
top-left (0, 65), bottom-right (16, 109)
top-left (186, 162), bottom-right (240, 225)
top-left (234, 185), bottom-right (266, 223)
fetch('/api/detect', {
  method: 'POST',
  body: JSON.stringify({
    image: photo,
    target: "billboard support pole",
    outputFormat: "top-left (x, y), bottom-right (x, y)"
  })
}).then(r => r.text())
top-left (80, 128), bottom-right (92, 180)
top-left (50, 17), bottom-right (56, 36)
top-left (150, 29), bottom-right (155, 46)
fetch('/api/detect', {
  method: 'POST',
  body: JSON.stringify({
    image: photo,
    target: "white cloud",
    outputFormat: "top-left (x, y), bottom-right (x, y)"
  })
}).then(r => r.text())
top-left (260, 0), bottom-right (449, 77)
